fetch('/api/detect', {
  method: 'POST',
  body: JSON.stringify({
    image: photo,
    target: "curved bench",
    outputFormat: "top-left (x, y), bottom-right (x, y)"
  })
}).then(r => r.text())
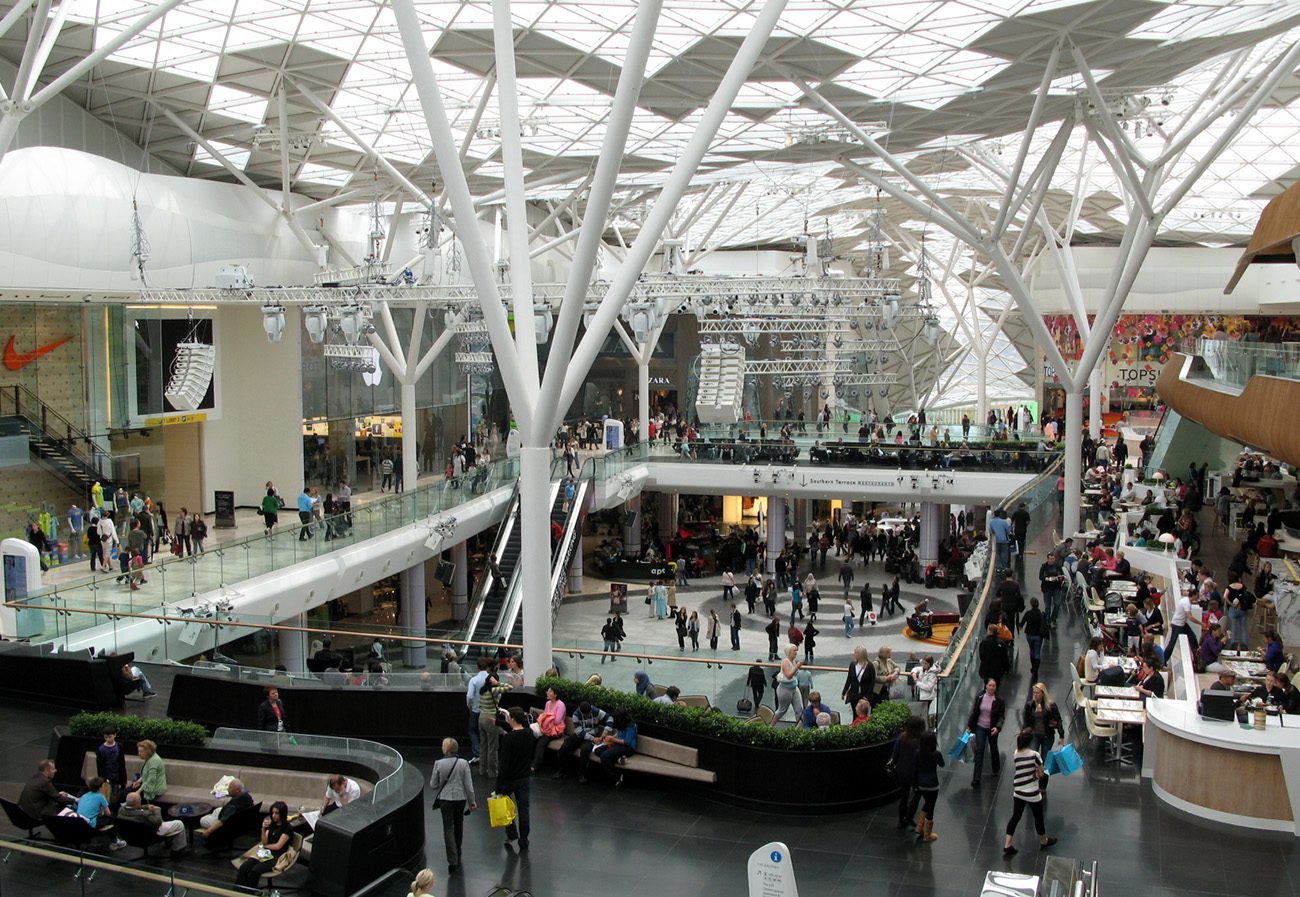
top-left (543, 729), bottom-right (717, 784)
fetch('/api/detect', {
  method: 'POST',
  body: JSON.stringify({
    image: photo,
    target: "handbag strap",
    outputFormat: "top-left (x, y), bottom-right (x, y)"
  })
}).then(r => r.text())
top-left (433, 757), bottom-right (462, 803)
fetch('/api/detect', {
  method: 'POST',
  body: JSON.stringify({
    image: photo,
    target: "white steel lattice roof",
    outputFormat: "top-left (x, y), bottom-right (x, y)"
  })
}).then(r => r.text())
top-left (5, 0), bottom-right (1300, 407)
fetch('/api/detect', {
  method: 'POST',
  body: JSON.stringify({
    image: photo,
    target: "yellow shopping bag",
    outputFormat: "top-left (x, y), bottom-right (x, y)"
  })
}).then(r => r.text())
top-left (487, 793), bottom-right (517, 828)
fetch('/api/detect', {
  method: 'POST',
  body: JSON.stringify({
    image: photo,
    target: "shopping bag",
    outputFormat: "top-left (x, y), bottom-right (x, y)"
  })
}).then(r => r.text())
top-left (948, 730), bottom-right (972, 762)
top-left (1047, 743), bottom-right (1084, 776)
top-left (1043, 751), bottom-right (1061, 776)
top-left (487, 793), bottom-right (517, 828)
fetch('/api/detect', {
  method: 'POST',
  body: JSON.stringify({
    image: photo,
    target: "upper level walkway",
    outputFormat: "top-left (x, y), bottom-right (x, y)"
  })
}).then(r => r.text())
top-left (11, 440), bottom-right (1055, 661)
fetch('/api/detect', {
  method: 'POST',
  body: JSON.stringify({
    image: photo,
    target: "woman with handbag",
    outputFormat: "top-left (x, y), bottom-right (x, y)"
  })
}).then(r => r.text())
top-left (1002, 730), bottom-right (1058, 856)
top-left (1021, 683), bottom-right (1064, 760)
top-left (430, 738), bottom-right (475, 873)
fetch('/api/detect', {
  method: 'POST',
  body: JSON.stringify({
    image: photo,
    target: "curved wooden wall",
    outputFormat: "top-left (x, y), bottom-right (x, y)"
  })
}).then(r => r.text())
top-left (1156, 352), bottom-right (1300, 467)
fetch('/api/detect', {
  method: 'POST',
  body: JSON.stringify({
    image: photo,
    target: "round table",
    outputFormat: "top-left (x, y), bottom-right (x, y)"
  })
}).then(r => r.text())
top-left (166, 801), bottom-right (214, 826)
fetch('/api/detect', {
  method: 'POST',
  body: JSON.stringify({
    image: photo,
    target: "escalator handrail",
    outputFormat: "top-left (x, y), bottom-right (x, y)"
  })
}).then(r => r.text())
top-left (491, 480), bottom-right (561, 642)
top-left (461, 479), bottom-right (521, 644)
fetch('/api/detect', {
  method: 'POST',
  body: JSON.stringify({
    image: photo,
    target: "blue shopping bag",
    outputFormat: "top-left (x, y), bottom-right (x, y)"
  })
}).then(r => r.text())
top-left (1047, 743), bottom-right (1084, 776)
top-left (948, 730), bottom-right (972, 762)
top-left (1043, 751), bottom-right (1061, 776)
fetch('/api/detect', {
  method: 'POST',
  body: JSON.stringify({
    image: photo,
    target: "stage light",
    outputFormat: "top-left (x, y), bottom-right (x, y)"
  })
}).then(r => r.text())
top-left (262, 305), bottom-right (285, 344)
top-left (303, 306), bottom-right (329, 344)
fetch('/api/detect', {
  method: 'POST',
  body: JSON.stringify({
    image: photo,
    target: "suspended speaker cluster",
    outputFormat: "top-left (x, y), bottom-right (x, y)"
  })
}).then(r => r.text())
top-left (165, 341), bottom-right (215, 411)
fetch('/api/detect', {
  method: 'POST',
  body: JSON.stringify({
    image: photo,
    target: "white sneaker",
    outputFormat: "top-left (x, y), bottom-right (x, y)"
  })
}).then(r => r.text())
top-left (110, 839), bottom-right (127, 851)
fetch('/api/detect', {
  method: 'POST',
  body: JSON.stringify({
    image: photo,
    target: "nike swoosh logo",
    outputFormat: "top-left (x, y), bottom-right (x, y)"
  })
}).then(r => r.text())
top-left (3, 335), bottom-right (72, 370)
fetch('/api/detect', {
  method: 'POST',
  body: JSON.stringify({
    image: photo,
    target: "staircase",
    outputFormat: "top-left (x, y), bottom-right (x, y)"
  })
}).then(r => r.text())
top-left (0, 386), bottom-right (120, 496)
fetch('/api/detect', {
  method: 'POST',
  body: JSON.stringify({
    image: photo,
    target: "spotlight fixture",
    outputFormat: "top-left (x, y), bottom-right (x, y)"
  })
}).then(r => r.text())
top-left (262, 304), bottom-right (285, 344)
top-left (303, 305), bottom-right (329, 344)
top-left (338, 305), bottom-right (366, 346)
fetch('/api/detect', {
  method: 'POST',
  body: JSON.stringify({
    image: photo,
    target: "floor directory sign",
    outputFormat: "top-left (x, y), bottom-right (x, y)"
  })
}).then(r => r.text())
top-left (748, 841), bottom-right (798, 897)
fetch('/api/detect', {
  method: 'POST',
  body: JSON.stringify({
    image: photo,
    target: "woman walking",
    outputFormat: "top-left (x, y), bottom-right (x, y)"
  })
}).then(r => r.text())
top-left (1022, 683), bottom-right (1064, 760)
top-left (653, 580), bottom-right (668, 620)
top-left (706, 609), bottom-right (720, 650)
top-left (773, 644), bottom-right (805, 722)
top-left (1002, 729), bottom-right (1057, 856)
top-left (843, 598), bottom-right (856, 637)
top-left (803, 616), bottom-right (819, 663)
top-left (675, 608), bottom-right (688, 650)
top-left (892, 716), bottom-right (925, 829)
top-left (429, 737), bottom-right (476, 873)
top-left (687, 611), bottom-right (700, 651)
top-left (912, 728), bottom-right (944, 843)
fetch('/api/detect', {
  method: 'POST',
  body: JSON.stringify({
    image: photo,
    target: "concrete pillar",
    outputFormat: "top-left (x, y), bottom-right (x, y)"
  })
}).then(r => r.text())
top-left (568, 538), bottom-right (584, 593)
top-left (658, 491), bottom-right (678, 543)
top-left (519, 444), bottom-right (553, 683)
top-left (399, 562), bottom-right (428, 669)
top-left (766, 496), bottom-right (786, 574)
top-left (792, 499), bottom-right (809, 546)
top-left (623, 494), bottom-right (642, 557)
top-left (1063, 388), bottom-right (1084, 537)
top-left (976, 349), bottom-right (989, 423)
top-left (1088, 367), bottom-right (1103, 440)
top-left (919, 502), bottom-right (949, 567)
top-left (401, 380), bottom-right (418, 492)
top-left (278, 614), bottom-right (307, 672)
top-left (451, 541), bottom-right (469, 621)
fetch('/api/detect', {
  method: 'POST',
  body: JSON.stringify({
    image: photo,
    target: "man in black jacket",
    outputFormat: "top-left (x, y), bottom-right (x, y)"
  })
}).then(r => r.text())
top-left (764, 614), bottom-right (781, 661)
top-left (994, 572), bottom-right (1024, 634)
top-left (18, 759), bottom-right (75, 820)
top-left (730, 604), bottom-right (742, 650)
top-left (978, 624), bottom-right (1009, 685)
top-left (496, 708), bottom-right (534, 852)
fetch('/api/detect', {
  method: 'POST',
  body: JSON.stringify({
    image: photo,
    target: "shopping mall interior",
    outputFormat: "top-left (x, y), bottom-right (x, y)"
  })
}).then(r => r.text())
top-left (2, 2), bottom-right (1300, 896)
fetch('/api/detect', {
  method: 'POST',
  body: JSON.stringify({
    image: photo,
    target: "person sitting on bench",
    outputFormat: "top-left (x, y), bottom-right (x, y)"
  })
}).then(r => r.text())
top-left (195, 779), bottom-right (253, 842)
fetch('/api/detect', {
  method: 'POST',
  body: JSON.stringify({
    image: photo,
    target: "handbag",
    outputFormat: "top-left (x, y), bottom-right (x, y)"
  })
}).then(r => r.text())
top-left (948, 730), bottom-right (972, 762)
top-left (487, 792), bottom-right (517, 828)
top-left (432, 757), bottom-right (464, 809)
top-left (1046, 743), bottom-right (1084, 776)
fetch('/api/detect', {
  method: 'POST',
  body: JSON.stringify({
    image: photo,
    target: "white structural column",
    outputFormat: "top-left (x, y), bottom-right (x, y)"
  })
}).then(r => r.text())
top-left (1063, 389), bottom-right (1084, 533)
top-left (623, 494), bottom-right (642, 557)
top-left (278, 614), bottom-right (307, 672)
top-left (1088, 368), bottom-right (1103, 440)
top-left (399, 563), bottom-right (426, 669)
top-left (919, 502), bottom-right (949, 567)
top-left (766, 497), bottom-right (786, 575)
top-left (451, 541), bottom-right (469, 621)
top-left (568, 538), bottom-right (584, 594)
top-left (792, 499), bottom-right (809, 550)
top-left (393, 0), bottom-right (786, 682)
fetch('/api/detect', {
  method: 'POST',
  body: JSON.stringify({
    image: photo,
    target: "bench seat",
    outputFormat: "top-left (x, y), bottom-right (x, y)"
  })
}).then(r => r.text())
top-left (543, 732), bottom-right (716, 784)
top-left (82, 751), bottom-right (372, 810)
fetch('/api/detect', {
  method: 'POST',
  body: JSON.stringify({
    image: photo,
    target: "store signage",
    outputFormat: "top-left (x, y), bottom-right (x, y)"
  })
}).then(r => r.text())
top-left (143, 413), bottom-right (208, 427)
top-left (3, 335), bottom-right (72, 370)
top-left (748, 841), bottom-right (799, 897)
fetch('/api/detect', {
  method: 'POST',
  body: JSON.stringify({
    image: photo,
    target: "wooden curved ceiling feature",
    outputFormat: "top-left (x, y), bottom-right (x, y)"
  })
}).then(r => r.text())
top-left (1156, 352), bottom-right (1300, 466)
top-left (1225, 181), bottom-right (1300, 294)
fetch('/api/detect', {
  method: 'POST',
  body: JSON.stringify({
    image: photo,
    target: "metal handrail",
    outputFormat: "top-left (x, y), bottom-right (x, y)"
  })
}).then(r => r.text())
top-left (0, 838), bottom-right (244, 896)
top-left (0, 384), bottom-right (112, 478)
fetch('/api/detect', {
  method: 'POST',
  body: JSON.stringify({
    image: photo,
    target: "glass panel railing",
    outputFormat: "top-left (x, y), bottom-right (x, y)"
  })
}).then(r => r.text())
top-left (694, 418), bottom-right (1047, 446)
top-left (209, 727), bottom-right (404, 805)
top-left (932, 456), bottom-right (1063, 750)
top-left (17, 455), bottom-right (522, 648)
top-left (0, 837), bottom-right (243, 897)
top-left (1193, 336), bottom-right (1300, 389)
top-left (632, 441), bottom-right (1059, 474)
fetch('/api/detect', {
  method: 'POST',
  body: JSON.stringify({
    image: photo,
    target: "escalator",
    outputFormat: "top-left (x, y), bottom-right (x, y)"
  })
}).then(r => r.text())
top-left (499, 477), bottom-right (589, 647)
top-left (460, 481), bottom-right (561, 652)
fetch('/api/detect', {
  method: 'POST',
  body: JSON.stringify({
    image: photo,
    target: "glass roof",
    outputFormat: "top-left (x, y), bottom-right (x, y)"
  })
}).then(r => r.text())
top-left (7, 0), bottom-right (1300, 405)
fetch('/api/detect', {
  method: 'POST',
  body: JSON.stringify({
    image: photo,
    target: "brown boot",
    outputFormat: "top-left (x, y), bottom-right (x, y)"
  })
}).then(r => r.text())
top-left (914, 811), bottom-right (927, 836)
top-left (923, 819), bottom-right (939, 842)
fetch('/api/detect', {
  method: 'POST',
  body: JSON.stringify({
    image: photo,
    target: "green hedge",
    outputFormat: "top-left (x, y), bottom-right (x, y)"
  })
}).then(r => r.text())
top-left (69, 712), bottom-right (207, 747)
top-left (535, 676), bottom-right (911, 751)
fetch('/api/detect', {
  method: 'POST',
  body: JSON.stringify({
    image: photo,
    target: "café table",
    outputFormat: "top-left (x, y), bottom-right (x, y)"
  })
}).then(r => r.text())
top-left (1093, 705), bottom-right (1146, 764)
top-left (1221, 649), bottom-right (1264, 663)
top-left (1225, 660), bottom-right (1268, 680)
top-left (1100, 656), bottom-right (1138, 675)
top-left (1095, 685), bottom-right (1141, 699)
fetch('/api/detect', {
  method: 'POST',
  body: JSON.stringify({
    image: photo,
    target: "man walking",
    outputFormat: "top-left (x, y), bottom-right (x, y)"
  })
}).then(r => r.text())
top-left (989, 509), bottom-right (1012, 573)
top-left (1010, 502), bottom-right (1031, 558)
top-left (1038, 552), bottom-right (1065, 629)
top-left (729, 603), bottom-right (742, 651)
top-left (297, 487), bottom-right (314, 541)
top-left (838, 560), bottom-right (855, 597)
top-left (495, 708), bottom-right (533, 852)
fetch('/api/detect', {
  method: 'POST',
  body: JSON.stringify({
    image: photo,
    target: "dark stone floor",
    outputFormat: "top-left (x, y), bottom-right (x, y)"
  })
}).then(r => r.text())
top-left (3, 504), bottom-right (1298, 896)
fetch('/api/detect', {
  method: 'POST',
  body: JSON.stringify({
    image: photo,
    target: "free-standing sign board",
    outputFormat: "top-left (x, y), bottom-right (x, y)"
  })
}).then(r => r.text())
top-left (748, 841), bottom-right (798, 897)
top-left (214, 490), bottom-right (236, 528)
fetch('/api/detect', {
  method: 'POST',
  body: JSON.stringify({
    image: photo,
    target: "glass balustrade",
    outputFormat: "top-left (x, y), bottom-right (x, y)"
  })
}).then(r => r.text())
top-left (0, 837), bottom-right (242, 897)
top-left (1193, 337), bottom-right (1300, 389)
top-left (208, 727), bottom-right (404, 805)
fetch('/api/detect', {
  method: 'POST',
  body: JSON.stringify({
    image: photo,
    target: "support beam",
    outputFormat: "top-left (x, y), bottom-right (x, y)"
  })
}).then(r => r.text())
top-left (993, 38), bottom-right (1061, 239)
top-left (11, 0), bottom-right (53, 107)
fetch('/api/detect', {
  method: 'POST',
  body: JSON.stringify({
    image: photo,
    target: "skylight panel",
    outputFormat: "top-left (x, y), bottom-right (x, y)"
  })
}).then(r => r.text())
top-left (193, 139), bottom-right (250, 169)
top-left (208, 85), bottom-right (269, 125)
top-left (297, 164), bottom-right (354, 187)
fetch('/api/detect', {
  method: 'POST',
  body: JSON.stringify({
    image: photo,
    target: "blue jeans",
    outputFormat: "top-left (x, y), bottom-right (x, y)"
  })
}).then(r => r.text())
top-left (971, 725), bottom-right (1000, 783)
top-left (1043, 587), bottom-right (1060, 625)
top-left (1026, 635), bottom-right (1043, 670)
top-left (1227, 607), bottom-right (1247, 647)
top-left (995, 541), bottom-right (1011, 572)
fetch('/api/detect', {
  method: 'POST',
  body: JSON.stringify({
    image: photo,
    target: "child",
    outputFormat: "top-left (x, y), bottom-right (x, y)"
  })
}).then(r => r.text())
top-left (96, 726), bottom-right (127, 801)
top-left (128, 549), bottom-right (145, 591)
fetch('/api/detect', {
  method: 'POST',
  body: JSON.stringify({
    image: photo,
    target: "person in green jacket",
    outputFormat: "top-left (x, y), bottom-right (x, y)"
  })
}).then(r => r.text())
top-left (126, 739), bottom-right (167, 803)
top-left (260, 487), bottom-right (280, 536)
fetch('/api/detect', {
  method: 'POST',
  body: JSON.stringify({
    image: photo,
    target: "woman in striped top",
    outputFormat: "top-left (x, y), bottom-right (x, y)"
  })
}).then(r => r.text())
top-left (1002, 729), bottom-right (1058, 857)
